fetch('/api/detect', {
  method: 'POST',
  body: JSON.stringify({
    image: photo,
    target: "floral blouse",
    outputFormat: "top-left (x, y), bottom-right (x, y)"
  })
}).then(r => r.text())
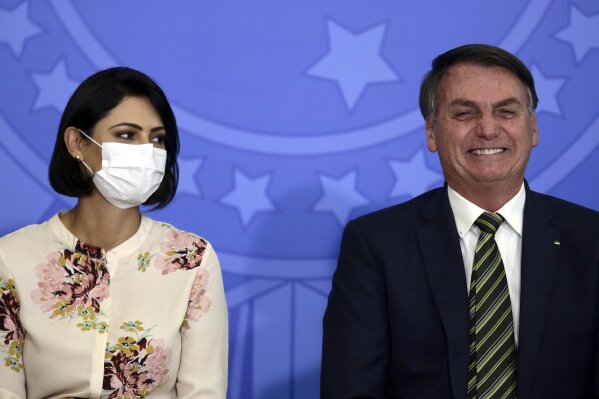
top-left (0, 214), bottom-right (228, 398)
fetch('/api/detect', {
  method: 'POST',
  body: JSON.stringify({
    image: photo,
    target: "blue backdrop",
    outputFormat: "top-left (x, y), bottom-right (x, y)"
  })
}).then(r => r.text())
top-left (1, 1), bottom-right (598, 398)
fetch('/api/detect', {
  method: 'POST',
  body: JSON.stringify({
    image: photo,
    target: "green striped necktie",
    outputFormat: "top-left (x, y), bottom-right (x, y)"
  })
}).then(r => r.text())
top-left (467, 212), bottom-right (517, 399)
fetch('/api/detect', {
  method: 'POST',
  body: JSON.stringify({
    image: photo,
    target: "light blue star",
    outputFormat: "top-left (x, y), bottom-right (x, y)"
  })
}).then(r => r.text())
top-left (313, 170), bottom-right (369, 225)
top-left (307, 20), bottom-right (399, 110)
top-left (0, 3), bottom-right (41, 57)
top-left (555, 6), bottom-right (599, 62)
top-left (32, 60), bottom-right (80, 111)
top-left (389, 150), bottom-right (443, 198)
top-left (177, 157), bottom-right (203, 197)
top-left (531, 65), bottom-right (565, 116)
top-left (221, 169), bottom-right (276, 226)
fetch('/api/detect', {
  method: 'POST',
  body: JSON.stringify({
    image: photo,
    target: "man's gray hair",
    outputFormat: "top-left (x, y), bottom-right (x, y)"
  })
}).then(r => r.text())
top-left (419, 44), bottom-right (538, 121)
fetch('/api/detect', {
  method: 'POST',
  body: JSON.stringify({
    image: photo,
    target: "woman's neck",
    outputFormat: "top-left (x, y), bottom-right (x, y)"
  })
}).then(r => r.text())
top-left (60, 192), bottom-right (142, 251)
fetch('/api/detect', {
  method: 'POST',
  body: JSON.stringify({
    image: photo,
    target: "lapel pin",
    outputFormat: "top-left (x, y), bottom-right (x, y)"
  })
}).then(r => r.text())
top-left (553, 241), bottom-right (560, 246)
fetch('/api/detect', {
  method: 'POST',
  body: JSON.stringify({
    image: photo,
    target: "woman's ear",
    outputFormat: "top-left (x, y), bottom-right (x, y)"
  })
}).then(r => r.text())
top-left (64, 127), bottom-right (84, 160)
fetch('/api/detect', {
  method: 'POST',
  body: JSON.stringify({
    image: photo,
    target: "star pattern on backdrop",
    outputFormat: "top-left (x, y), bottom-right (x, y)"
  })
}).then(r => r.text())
top-left (313, 169), bottom-right (369, 225)
top-left (177, 157), bottom-right (203, 197)
top-left (531, 64), bottom-right (565, 116)
top-left (221, 169), bottom-right (276, 226)
top-left (555, 6), bottom-right (599, 62)
top-left (389, 150), bottom-right (442, 199)
top-left (307, 20), bottom-right (399, 110)
top-left (32, 60), bottom-right (80, 112)
top-left (0, 3), bottom-right (41, 57)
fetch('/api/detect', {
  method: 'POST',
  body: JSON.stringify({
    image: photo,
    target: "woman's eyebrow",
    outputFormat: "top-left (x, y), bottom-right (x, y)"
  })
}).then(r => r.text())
top-left (108, 122), bottom-right (165, 132)
top-left (109, 122), bottom-right (143, 130)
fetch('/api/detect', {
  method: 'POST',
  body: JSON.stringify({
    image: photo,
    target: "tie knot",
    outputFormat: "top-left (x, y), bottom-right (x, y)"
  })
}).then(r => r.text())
top-left (474, 212), bottom-right (505, 234)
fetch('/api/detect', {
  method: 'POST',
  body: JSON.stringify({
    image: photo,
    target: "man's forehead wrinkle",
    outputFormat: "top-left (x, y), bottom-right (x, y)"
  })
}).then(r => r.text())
top-left (448, 99), bottom-right (477, 107)
top-left (494, 97), bottom-right (525, 108)
top-left (438, 67), bottom-right (529, 110)
top-left (446, 97), bottom-right (524, 109)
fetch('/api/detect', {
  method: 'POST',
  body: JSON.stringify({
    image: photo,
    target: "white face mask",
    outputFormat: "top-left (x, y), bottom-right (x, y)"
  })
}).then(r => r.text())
top-left (78, 129), bottom-right (167, 209)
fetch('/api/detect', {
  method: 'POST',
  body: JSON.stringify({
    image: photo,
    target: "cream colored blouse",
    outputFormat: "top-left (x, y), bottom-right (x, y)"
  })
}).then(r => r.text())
top-left (0, 214), bottom-right (228, 398)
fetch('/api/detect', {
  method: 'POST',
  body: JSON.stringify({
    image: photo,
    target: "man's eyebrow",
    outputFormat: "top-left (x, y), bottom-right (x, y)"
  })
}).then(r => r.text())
top-left (493, 97), bottom-right (523, 108)
top-left (108, 122), bottom-right (166, 132)
top-left (447, 99), bottom-right (478, 108)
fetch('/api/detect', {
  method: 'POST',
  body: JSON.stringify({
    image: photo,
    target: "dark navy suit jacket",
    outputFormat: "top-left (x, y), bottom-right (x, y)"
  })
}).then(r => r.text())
top-left (321, 186), bottom-right (599, 398)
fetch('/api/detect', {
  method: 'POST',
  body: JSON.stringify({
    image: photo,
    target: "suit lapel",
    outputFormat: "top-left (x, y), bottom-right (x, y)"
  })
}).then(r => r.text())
top-left (417, 189), bottom-right (470, 399)
top-left (517, 190), bottom-right (560, 398)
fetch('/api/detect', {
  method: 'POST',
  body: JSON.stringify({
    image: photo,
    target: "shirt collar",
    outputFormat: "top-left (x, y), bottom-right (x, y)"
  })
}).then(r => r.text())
top-left (447, 183), bottom-right (526, 237)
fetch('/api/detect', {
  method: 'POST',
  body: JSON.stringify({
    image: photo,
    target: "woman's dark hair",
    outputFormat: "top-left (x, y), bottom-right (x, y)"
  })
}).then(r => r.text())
top-left (49, 67), bottom-right (179, 209)
top-left (419, 44), bottom-right (538, 120)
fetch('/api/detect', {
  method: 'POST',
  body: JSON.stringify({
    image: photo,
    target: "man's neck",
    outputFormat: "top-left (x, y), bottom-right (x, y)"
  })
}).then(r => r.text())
top-left (447, 180), bottom-right (524, 212)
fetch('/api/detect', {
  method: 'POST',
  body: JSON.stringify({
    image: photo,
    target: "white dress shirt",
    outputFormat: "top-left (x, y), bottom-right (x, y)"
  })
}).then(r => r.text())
top-left (447, 184), bottom-right (525, 344)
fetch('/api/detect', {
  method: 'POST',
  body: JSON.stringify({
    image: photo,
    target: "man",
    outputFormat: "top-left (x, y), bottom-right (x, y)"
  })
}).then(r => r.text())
top-left (321, 44), bottom-right (599, 399)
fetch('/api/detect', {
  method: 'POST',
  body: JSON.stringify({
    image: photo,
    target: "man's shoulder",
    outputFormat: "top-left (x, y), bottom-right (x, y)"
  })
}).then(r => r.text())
top-left (524, 191), bottom-right (599, 240)
top-left (348, 187), bottom-right (445, 232)
top-left (528, 190), bottom-right (599, 218)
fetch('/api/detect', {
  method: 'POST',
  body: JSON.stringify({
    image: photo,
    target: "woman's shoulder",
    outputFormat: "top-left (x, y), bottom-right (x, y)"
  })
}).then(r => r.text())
top-left (142, 217), bottom-right (217, 275)
top-left (0, 217), bottom-right (55, 249)
top-left (145, 217), bottom-right (212, 247)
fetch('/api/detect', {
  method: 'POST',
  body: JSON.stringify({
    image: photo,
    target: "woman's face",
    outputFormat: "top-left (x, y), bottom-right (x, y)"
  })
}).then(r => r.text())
top-left (80, 96), bottom-right (166, 173)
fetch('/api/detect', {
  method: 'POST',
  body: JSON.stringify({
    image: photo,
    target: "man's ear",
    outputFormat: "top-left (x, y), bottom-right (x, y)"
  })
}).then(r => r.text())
top-left (64, 127), bottom-right (84, 160)
top-left (425, 118), bottom-right (437, 152)
top-left (530, 112), bottom-right (539, 148)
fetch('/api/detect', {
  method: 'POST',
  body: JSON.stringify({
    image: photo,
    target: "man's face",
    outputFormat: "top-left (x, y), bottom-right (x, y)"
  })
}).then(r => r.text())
top-left (426, 63), bottom-right (538, 195)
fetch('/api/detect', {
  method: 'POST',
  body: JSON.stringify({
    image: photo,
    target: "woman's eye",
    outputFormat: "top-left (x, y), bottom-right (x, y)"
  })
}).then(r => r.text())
top-left (151, 135), bottom-right (166, 144)
top-left (117, 131), bottom-right (134, 139)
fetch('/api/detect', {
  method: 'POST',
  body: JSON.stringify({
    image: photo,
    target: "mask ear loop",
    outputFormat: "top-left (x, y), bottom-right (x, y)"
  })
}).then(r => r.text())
top-left (77, 129), bottom-right (101, 176)
top-left (80, 159), bottom-right (95, 176)
top-left (78, 129), bottom-right (103, 148)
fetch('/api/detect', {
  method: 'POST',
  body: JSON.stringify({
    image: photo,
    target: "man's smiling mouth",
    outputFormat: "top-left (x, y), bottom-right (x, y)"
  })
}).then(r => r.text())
top-left (469, 148), bottom-right (506, 155)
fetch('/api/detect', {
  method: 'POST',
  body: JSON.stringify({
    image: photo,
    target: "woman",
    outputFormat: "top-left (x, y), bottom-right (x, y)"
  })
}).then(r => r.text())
top-left (0, 68), bottom-right (228, 398)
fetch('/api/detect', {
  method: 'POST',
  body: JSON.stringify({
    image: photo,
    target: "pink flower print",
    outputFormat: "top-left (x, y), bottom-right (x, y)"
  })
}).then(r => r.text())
top-left (32, 256), bottom-right (71, 312)
top-left (103, 334), bottom-right (171, 398)
top-left (182, 269), bottom-right (212, 332)
top-left (0, 278), bottom-right (25, 373)
top-left (89, 274), bottom-right (110, 303)
top-left (156, 229), bottom-right (207, 275)
top-left (0, 279), bottom-right (24, 344)
top-left (138, 373), bottom-right (159, 395)
top-left (192, 266), bottom-right (210, 288)
top-left (143, 340), bottom-right (172, 387)
top-left (30, 241), bottom-right (110, 332)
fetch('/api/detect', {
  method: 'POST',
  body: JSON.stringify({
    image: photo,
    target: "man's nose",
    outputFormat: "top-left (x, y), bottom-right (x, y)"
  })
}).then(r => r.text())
top-left (476, 112), bottom-right (499, 139)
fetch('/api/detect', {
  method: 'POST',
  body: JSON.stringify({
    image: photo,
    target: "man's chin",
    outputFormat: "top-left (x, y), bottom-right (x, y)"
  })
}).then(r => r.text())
top-left (469, 173), bottom-right (524, 188)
